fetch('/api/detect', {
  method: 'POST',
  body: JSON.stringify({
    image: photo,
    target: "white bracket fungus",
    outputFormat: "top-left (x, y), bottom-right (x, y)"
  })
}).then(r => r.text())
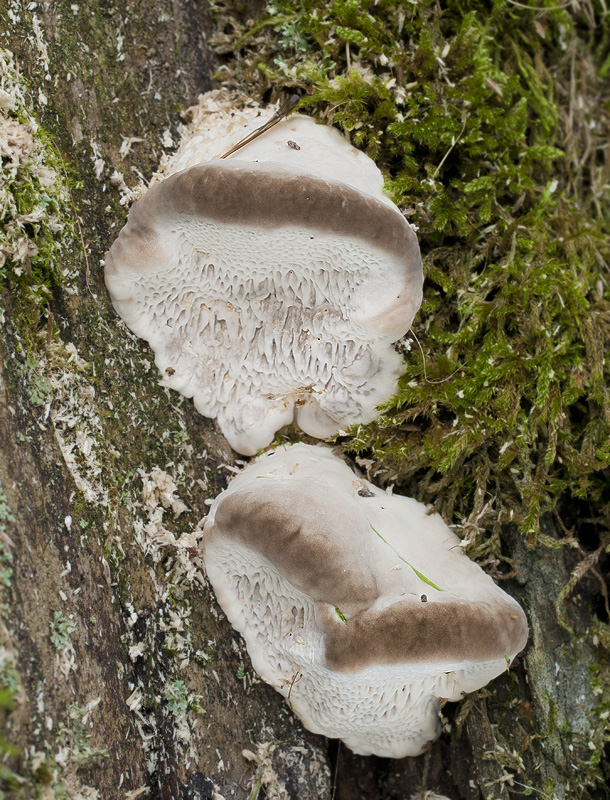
top-left (202, 443), bottom-right (529, 758)
top-left (105, 102), bottom-right (423, 455)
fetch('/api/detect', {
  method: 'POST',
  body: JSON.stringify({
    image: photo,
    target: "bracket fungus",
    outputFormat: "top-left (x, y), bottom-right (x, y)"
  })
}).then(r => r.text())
top-left (202, 443), bottom-right (528, 758)
top-left (105, 98), bottom-right (423, 455)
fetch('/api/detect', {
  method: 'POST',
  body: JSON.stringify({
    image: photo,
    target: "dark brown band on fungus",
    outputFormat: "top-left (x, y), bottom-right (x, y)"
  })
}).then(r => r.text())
top-left (325, 599), bottom-right (529, 673)
top-left (117, 161), bottom-right (420, 265)
top-left (212, 485), bottom-right (380, 609)
top-left (211, 485), bottom-right (529, 673)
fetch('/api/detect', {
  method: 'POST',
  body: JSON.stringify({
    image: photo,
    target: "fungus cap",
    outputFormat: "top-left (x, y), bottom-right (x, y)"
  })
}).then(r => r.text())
top-left (105, 102), bottom-right (423, 455)
top-left (202, 444), bottom-right (528, 758)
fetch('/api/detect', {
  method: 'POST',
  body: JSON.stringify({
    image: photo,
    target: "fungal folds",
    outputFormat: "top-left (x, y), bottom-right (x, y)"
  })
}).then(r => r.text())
top-left (105, 97), bottom-right (527, 760)
top-left (105, 99), bottom-right (422, 454)
top-left (202, 444), bottom-right (528, 758)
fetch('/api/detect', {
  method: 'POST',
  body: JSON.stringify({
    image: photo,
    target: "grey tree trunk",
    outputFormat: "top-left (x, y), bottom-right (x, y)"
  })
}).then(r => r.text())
top-left (0, 2), bottom-right (607, 799)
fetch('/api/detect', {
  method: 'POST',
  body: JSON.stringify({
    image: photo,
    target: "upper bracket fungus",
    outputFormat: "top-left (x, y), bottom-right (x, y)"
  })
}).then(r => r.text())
top-left (105, 95), bottom-right (423, 455)
top-left (202, 443), bottom-right (528, 758)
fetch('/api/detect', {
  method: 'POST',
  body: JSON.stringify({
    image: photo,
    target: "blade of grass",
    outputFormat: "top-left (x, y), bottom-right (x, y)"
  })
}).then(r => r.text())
top-left (369, 524), bottom-right (443, 591)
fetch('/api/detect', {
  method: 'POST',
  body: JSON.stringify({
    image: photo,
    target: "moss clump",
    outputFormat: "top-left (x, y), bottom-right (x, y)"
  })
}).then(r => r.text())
top-left (163, 679), bottom-right (204, 717)
top-left (0, 688), bottom-right (22, 795)
top-left (211, 0), bottom-right (610, 547)
top-left (49, 612), bottom-right (77, 652)
top-left (0, 49), bottom-right (74, 332)
top-left (206, 5), bottom-right (610, 793)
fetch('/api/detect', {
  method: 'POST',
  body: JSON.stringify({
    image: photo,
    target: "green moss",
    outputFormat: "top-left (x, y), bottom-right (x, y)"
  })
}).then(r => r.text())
top-left (0, 688), bottom-right (22, 796)
top-left (21, 703), bottom-right (109, 800)
top-left (49, 611), bottom-right (76, 651)
top-left (0, 589), bottom-right (24, 794)
top-left (0, 49), bottom-right (75, 345)
top-left (545, 692), bottom-right (558, 736)
top-left (22, 359), bottom-right (52, 406)
top-left (163, 678), bottom-right (205, 718)
top-left (163, 679), bottom-right (190, 716)
top-left (213, 0), bottom-right (610, 549)
top-left (56, 703), bottom-right (109, 767)
top-left (208, 3), bottom-right (610, 794)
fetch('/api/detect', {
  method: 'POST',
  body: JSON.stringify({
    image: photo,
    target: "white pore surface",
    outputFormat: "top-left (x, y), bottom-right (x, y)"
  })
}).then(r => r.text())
top-left (117, 221), bottom-right (408, 454)
top-left (202, 444), bottom-right (528, 758)
top-left (106, 97), bottom-right (422, 455)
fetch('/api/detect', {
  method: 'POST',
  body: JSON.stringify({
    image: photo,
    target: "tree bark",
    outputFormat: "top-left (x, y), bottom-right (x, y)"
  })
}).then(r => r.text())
top-left (0, 2), bottom-right (607, 799)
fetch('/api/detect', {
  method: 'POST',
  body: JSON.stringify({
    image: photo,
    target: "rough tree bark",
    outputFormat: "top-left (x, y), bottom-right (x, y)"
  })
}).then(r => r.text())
top-left (0, 2), bottom-right (607, 800)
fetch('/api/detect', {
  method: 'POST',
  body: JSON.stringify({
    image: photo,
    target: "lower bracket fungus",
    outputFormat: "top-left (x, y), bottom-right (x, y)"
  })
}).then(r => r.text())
top-left (105, 96), bottom-right (422, 455)
top-left (202, 443), bottom-right (528, 758)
